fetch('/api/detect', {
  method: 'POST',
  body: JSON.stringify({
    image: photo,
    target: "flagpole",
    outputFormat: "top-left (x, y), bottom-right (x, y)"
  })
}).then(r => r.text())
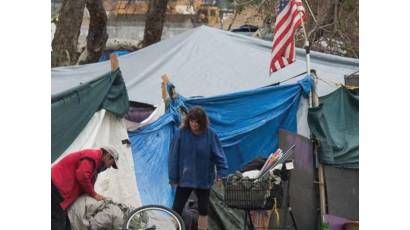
top-left (298, 7), bottom-right (325, 224)
top-left (300, 9), bottom-right (319, 107)
top-left (300, 18), bottom-right (311, 75)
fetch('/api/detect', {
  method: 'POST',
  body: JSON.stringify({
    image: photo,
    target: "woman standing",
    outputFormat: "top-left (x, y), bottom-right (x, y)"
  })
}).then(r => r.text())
top-left (169, 106), bottom-right (228, 230)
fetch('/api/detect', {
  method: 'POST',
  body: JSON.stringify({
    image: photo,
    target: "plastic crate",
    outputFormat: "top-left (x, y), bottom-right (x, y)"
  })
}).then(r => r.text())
top-left (223, 176), bottom-right (280, 210)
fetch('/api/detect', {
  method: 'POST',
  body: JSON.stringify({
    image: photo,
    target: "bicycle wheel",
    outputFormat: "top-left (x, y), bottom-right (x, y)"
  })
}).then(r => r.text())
top-left (123, 204), bottom-right (185, 230)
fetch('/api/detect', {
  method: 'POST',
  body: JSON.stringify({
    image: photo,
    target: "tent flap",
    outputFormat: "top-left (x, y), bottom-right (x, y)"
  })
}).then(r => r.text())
top-left (51, 69), bottom-right (129, 162)
top-left (174, 75), bottom-right (313, 173)
top-left (308, 87), bottom-right (359, 168)
top-left (129, 76), bottom-right (312, 207)
top-left (128, 113), bottom-right (178, 207)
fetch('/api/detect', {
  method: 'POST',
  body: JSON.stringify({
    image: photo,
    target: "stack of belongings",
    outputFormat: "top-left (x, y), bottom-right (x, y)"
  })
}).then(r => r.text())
top-left (68, 195), bottom-right (136, 230)
top-left (256, 145), bottom-right (295, 179)
top-left (256, 149), bottom-right (284, 178)
top-left (224, 171), bottom-right (281, 210)
top-left (223, 147), bottom-right (293, 210)
top-left (223, 146), bottom-right (295, 229)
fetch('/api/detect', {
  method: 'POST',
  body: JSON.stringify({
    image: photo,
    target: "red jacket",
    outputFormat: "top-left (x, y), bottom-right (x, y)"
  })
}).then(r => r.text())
top-left (51, 149), bottom-right (103, 210)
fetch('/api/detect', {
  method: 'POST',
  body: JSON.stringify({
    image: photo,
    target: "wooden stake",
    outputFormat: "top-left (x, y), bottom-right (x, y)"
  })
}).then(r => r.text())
top-left (299, 6), bottom-right (327, 223)
top-left (110, 53), bottom-right (119, 71)
top-left (161, 74), bottom-right (169, 83)
top-left (161, 74), bottom-right (169, 102)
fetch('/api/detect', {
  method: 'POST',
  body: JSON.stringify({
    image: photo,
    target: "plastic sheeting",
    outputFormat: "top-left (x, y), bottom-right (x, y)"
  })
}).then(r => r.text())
top-left (208, 186), bottom-right (244, 230)
top-left (52, 26), bottom-right (359, 106)
top-left (68, 195), bottom-right (131, 230)
top-left (323, 214), bottom-right (356, 230)
top-left (53, 109), bottom-right (141, 208)
top-left (172, 76), bottom-right (313, 173)
top-left (308, 87), bottom-right (359, 168)
top-left (129, 76), bottom-right (312, 207)
top-left (99, 50), bottom-right (129, 62)
top-left (124, 101), bottom-right (166, 131)
top-left (51, 69), bottom-right (129, 162)
top-left (125, 105), bottom-right (156, 123)
top-left (128, 113), bottom-right (178, 207)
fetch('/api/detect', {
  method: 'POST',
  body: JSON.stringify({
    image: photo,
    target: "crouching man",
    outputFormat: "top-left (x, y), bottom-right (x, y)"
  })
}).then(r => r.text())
top-left (51, 146), bottom-right (120, 230)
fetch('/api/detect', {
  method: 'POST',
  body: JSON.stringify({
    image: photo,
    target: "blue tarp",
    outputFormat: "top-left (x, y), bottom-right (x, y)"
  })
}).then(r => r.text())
top-left (129, 75), bottom-right (313, 207)
top-left (98, 50), bottom-right (130, 62)
top-left (128, 113), bottom-right (178, 207)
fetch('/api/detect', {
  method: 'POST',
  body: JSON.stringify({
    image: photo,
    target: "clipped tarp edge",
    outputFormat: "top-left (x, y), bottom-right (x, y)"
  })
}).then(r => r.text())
top-left (51, 69), bottom-right (129, 162)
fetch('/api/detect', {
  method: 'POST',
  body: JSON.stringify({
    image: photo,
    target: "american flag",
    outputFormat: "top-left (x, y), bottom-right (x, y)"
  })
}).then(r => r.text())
top-left (269, 0), bottom-right (306, 74)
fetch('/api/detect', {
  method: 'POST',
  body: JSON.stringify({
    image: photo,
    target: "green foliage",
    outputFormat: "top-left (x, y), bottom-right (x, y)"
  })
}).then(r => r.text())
top-left (321, 222), bottom-right (330, 230)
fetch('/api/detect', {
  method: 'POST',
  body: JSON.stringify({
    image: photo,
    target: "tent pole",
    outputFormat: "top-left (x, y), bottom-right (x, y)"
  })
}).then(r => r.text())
top-left (299, 9), bottom-right (326, 223)
top-left (300, 19), bottom-right (311, 75)
top-left (299, 11), bottom-right (313, 107)
top-left (317, 155), bottom-right (326, 223)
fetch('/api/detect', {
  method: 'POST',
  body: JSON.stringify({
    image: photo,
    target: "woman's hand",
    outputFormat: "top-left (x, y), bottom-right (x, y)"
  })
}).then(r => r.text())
top-left (215, 177), bottom-right (223, 188)
top-left (170, 181), bottom-right (178, 188)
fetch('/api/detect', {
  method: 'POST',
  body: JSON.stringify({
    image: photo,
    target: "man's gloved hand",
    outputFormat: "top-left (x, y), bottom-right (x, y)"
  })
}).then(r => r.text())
top-left (93, 193), bottom-right (106, 201)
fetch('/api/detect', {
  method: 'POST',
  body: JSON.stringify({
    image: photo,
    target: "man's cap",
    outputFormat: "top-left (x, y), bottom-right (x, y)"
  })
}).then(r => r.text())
top-left (101, 145), bottom-right (120, 169)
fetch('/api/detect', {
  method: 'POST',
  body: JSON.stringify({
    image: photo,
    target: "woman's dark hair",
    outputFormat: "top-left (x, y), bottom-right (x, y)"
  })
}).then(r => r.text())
top-left (183, 106), bottom-right (209, 132)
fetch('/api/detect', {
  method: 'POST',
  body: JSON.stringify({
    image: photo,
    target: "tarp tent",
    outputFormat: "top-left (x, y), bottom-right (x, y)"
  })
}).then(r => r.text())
top-left (129, 76), bottom-right (312, 207)
top-left (52, 25), bottom-right (358, 141)
top-left (308, 87), bottom-right (359, 168)
top-left (51, 26), bottom-right (359, 228)
top-left (51, 69), bottom-right (141, 207)
top-left (52, 69), bottom-right (129, 162)
top-left (51, 26), bottom-right (359, 105)
top-left (308, 87), bottom-right (359, 225)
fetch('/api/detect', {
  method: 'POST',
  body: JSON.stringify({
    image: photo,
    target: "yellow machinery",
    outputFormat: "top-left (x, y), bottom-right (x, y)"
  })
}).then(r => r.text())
top-left (195, 5), bottom-right (220, 26)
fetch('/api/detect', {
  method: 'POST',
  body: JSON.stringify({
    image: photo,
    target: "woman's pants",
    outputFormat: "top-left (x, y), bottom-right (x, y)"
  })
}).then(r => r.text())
top-left (172, 186), bottom-right (211, 216)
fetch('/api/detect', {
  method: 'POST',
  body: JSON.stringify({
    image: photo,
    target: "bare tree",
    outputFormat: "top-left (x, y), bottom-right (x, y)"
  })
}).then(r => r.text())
top-left (78, 0), bottom-right (109, 64)
top-left (52, 0), bottom-right (86, 67)
top-left (52, 0), bottom-right (110, 67)
top-left (228, 0), bottom-right (358, 58)
top-left (225, 0), bottom-right (276, 31)
top-left (141, 0), bottom-right (170, 48)
top-left (227, 9), bottom-right (239, 31)
top-left (302, 0), bottom-right (358, 58)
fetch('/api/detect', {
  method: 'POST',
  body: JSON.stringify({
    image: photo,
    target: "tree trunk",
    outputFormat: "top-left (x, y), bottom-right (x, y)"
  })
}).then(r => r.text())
top-left (141, 0), bottom-right (170, 48)
top-left (333, 0), bottom-right (339, 33)
top-left (78, 0), bottom-right (108, 64)
top-left (52, 0), bottom-right (85, 67)
top-left (227, 10), bottom-right (239, 31)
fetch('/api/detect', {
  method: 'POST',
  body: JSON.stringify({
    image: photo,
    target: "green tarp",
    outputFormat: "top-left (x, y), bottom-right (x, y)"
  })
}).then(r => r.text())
top-left (209, 186), bottom-right (245, 230)
top-left (51, 69), bottom-right (129, 162)
top-left (308, 87), bottom-right (359, 168)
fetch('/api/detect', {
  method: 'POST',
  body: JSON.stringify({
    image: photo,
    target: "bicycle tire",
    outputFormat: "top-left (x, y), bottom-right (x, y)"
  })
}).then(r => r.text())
top-left (123, 204), bottom-right (185, 230)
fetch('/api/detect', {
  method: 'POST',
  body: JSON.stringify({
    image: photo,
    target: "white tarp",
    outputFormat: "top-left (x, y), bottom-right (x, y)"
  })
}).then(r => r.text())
top-left (52, 26), bottom-right (357, 138)
top-left (68, 195), bottom-right (128, 230)
top-left (52, 26), bottom-right (359, 106)
top-left (297, 98), bottom-right (311, 138)
top-left (53, 109), bottom-right (141, 208)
